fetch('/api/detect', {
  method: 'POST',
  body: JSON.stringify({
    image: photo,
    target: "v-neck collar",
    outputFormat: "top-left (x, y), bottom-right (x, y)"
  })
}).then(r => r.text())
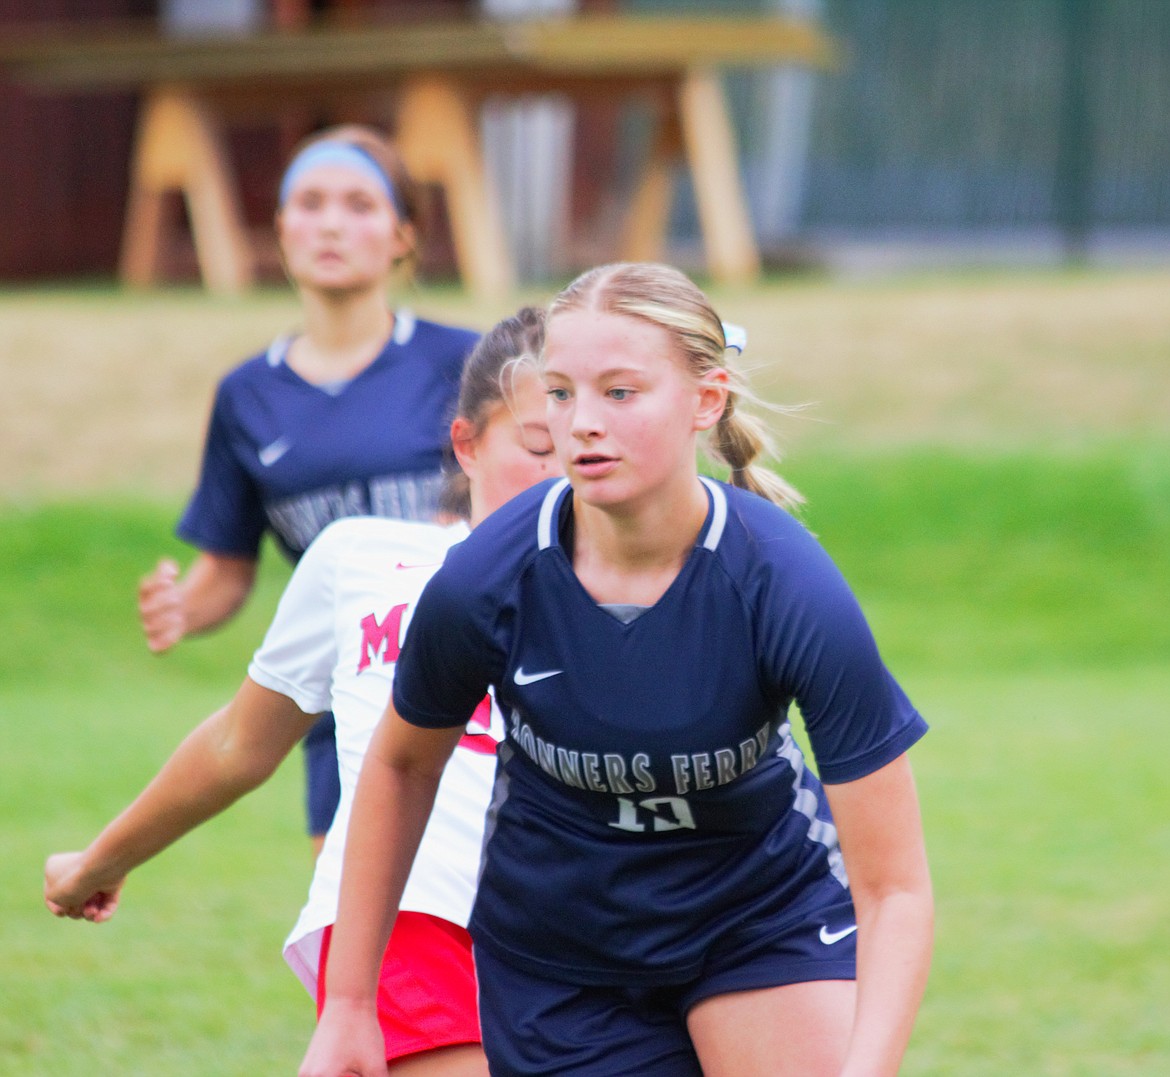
top-left (537, 477), bottom-right (727, 622)
top-left (537, 476), bottom-right (727, 555)
top-left (265, 308), bottom-right (416, 393)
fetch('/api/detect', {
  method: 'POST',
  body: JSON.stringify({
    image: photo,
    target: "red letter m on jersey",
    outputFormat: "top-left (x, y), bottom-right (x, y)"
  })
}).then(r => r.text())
top-left (357, 604), bottom-right (408, 672)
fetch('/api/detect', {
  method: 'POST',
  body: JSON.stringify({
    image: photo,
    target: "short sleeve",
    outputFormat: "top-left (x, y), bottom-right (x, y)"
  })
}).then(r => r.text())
top-left (176, 385), bottom-right (267, 558)
top-left (757, 537), bottom-right (927, 785)
top-left (392, 565), bottom-right (495, 729)
top-left (247, 528), bottom-right (340, 715)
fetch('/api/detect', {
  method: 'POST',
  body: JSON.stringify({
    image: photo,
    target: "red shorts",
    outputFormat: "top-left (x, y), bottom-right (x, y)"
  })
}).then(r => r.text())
top-left (317, 912), bottom-right (481, 1062)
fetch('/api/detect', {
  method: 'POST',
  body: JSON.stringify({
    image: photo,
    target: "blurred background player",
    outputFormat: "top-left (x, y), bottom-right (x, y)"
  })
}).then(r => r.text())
top-left (46, 308), bottom-right (557, 1076)
top-left (136, 124), bottom-right (479, 855)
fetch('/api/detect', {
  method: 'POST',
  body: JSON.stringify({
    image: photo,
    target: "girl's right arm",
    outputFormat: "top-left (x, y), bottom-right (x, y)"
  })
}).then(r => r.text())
top-left (298, 703), bottom-right (465, 1077)
top-left (138, 551), bottom-right (258, 653)
top-left (44, 678), bottom-right (316, 921)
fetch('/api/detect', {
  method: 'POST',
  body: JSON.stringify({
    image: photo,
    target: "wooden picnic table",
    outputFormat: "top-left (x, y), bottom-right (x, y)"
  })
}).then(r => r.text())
top-left (0, 15), bottom-right (837, 296)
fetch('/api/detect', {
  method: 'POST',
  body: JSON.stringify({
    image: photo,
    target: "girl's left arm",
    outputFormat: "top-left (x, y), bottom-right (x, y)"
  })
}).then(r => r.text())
top-left (44, 679), bottom-right (317, 922)
top-left (823, 752), bottom-right (933, 1077)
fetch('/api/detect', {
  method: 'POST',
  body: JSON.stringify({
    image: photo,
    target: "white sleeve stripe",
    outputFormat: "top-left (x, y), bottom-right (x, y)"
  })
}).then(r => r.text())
top-left (537, 479), bottom-right (571, 549)
top-left (698, 476), bottom-right (728, 550)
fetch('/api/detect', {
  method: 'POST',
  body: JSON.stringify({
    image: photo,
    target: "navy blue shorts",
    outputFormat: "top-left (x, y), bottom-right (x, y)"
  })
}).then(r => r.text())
top-left (474, 875), bottom-right (856, 1076)
top-left (302, 712), bottom-right (340, 837)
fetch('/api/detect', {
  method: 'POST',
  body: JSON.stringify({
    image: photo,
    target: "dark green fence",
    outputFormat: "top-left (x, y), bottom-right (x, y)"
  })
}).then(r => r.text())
top-left (632, 0), bottom-right (1170, 246)
top-left (803, 0), bottom-right (1170, 234)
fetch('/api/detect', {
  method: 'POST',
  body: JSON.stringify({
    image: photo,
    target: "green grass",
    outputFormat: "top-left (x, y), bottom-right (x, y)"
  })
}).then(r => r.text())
top-left (4, 266), bottom-right (1170, 1073)
top-left (909, 667), bottom-right (1170, 1077)
top-left (3, 446), bottom-right (1168, 1074)
top-left (0, 503), bottom-right (309, 1074)
top-left (789, 443), bottom-right (1170, 673)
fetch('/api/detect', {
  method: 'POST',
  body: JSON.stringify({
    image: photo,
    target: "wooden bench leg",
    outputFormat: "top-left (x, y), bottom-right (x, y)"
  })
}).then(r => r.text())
top-left (120, 86), bottom-right (254, 294)
top-left (395, 76), bottom-right (515, 299)
top-left (620, 105), bottom-right (683, 265)
top-left (678, 69), bottom-right (761, 285)
top-left (120, 172), bottom-right (169, 289)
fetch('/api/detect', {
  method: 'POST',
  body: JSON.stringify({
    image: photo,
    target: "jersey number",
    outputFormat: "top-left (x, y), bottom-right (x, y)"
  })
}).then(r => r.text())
top-left (609, 795), bottom-right (696, 833)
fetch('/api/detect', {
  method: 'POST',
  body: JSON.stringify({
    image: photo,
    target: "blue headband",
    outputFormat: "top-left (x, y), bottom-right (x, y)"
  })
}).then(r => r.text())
top-left (278, 142), bottom-right (403, 216)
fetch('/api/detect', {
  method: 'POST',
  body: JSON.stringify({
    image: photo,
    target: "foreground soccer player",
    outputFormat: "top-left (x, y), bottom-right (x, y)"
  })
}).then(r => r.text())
top-left (303, 262), bottom-right (933, 1077)
top-left (45, 309), bottom-right (558, 1076)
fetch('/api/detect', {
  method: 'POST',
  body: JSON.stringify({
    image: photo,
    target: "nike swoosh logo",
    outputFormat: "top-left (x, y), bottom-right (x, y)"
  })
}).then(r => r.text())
top-left (818, 924), bottom-right (858, 945)
top-left (514, 666), bottom-right (563, 686)
top-left (395, 561), bottom-right (441, 571)
top-left (258, 438), bottom-right (291, 467)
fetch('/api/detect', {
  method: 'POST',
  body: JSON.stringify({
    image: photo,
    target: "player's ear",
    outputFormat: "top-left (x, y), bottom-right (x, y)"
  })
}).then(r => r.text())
top-left (450, 416), bottom-right (479, 475)
top-left (694, 368), bottom-right (730, 433)
top-left (389, 218), bottom-right (418, 268)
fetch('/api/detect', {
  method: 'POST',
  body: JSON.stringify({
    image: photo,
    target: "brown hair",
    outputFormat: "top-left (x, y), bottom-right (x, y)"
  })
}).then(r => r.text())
top-left (438, 306), bottom-right (547, 519)
top-left (546, 263), bottom-right (803, 511)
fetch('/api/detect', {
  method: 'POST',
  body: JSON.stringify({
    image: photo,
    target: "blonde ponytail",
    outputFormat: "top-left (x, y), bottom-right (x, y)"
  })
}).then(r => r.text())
top-left (708, 393), bottom-right (804, 511)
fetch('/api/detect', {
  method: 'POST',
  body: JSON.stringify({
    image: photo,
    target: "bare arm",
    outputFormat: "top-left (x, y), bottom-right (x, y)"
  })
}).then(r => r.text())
top-left (298, 702), bottom-right (465, 1077)
top-left (44, 678), bottom-right (318, 922)
top-left (138, 551), bottom-right (258, 653)
top-left (824, 753), bottom-right (933, 1077)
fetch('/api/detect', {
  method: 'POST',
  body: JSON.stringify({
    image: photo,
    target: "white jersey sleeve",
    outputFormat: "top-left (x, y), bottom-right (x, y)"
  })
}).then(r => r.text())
top-left (247, 523), bottom-right (343, 715)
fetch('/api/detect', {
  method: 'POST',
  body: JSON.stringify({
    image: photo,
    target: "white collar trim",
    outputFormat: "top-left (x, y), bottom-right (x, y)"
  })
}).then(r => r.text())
top-left (392, 309), bottom-right (416, 345)
top-left (266, 335), bottom-right (291, 366)
top-left (698, 476), bottom-right (727, 550)
top-left (265, 309), bottom-right (412, 366)
top-left (536, 477), bottom-right (726, 552)
top-left (537, 479), bottom-right (571, 550)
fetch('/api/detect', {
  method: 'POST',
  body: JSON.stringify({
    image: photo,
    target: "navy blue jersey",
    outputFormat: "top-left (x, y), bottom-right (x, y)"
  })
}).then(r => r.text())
top-left (394, 477), bottom-right (928, 985)
top-left (178, 313), bottom-right (478, 562)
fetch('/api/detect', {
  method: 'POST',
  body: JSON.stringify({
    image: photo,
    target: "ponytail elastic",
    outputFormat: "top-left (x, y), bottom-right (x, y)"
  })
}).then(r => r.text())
top-left (721, 321), bottom-right (747, 354)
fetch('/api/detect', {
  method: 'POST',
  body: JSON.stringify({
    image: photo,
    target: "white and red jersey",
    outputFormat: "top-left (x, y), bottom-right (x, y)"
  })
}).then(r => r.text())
top-left (246, 515), bottom-right (502, 997)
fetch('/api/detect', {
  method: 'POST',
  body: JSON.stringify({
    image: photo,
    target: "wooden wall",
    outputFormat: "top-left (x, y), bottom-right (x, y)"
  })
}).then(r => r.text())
top-left (0, 0), bottom-right (154, 280)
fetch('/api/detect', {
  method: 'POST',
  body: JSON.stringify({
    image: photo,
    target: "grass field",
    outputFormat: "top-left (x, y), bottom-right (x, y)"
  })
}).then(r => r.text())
top-left (2, 269), bottom-right (1169, 1074)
